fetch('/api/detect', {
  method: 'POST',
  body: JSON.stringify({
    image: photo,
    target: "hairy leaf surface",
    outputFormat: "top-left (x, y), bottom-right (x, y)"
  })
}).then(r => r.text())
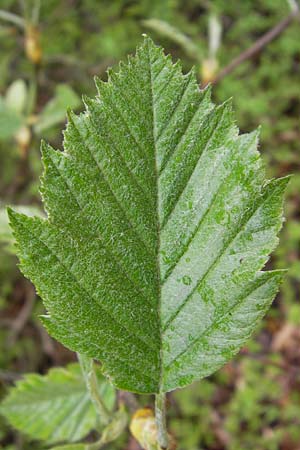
top-left (8, 37), bottom-right (287, 394)
top-left (0, 363), bottom-right (115, 444)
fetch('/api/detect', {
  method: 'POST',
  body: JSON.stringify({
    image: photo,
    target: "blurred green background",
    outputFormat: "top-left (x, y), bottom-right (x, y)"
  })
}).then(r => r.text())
top-left (0, 1), bottom-right (300, 449)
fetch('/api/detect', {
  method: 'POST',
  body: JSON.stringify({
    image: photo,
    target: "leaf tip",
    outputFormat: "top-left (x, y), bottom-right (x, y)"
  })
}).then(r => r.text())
top-left (6, 206), bottom-right (22, 228)
top-left (66, 107), bottom-right (76, 123)
top-left (40, 140), bottom-right (60, 168)
top-left (40, 138), bottom-right (49, 155)
top-left (82, 94), bottom-right (95, 112)
top-left (273, 174), bottom-right (292, 192)
top-left (141, 33), bottom-right (157, 51)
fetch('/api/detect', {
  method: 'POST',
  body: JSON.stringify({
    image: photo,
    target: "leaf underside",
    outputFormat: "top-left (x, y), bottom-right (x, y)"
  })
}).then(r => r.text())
top-left (8, 37), bottom-right (288, 394)
top-left (0, 364), bottom-right (115, 444)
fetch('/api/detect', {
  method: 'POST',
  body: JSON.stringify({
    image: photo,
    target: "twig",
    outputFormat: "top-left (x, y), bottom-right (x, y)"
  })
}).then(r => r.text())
top-left (127, 436), bottom-right (143, 450)
top-left (118, 390), bottom-right (139, 413)
top-left (6, 283), bottom-right (36, 347)
top-left (244, 352), bottom-right (291, 371)
top-left (35, 320), bottom-right (56, 359)
top-left (0, 9), bottom-right (25, 29)
top-left (210, 8), bottom-right (300, 85)
top-left (0, 370), bottom-right (22, 382)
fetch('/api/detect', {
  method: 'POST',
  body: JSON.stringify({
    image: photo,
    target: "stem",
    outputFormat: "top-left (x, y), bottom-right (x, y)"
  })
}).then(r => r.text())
top-left (86, 438), bottom-right (106, 450)
top-left (286, 0), bottom-right (299, 13)
top-left (155, 393), bottom-right (168, 450)
top-left (87, 405), bottom-right (127, 450)
top-left (78, 353), bottom-right (111, 426)
top-left (209, 7), bottom-right (300, 86)
top-left (31, 0), bottom-right (41, 25)
top-left (86, 435), bottom-right (108, 450)
top-left (0, 9), bottom-right (25, 28)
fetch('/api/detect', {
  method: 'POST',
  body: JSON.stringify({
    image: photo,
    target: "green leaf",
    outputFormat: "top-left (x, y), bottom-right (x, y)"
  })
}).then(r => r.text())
top-left (8, 37), bottom-right (288, 394)
top-left (0, 97), bottom-right (24, 139)
top-left (0, 363), bottom-right (115, 444)
top-left (35, 84), bottom-right (80, 134)
top-left (5, 80), bottom-right (27, 114)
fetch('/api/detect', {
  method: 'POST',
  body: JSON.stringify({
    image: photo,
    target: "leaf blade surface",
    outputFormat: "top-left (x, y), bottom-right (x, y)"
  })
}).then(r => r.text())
top-left (0, 363), bottom-right (115, 444)
top-left (8, 37), bottom-right (287, 393)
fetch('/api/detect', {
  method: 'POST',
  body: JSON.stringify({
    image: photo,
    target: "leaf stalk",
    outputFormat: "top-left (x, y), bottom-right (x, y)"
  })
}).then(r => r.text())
top-left (155, 392), bottom-right (169, 449)
top-left (78, 353), bottom-right (111, 426)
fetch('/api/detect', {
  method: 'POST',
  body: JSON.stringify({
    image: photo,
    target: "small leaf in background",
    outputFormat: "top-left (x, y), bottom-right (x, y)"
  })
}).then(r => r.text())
top-left (142, 19), bottom-right (202, 62)
top-left (0, 363), bottom-right (116, 445)
top-left (0, 97), bottom-right (24, 140)
top-left (35, 84), bottom-right (80, 133)
top-left (9, 37), bottom-right (288, 394)
top-left (4, 79), bottom-right (27, 114)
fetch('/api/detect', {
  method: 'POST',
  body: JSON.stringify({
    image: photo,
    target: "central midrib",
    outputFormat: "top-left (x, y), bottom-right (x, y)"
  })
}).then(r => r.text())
top-left (147, 41), bottom-right (163, 394)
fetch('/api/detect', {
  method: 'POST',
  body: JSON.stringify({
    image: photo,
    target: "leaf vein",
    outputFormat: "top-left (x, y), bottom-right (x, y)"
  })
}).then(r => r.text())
top-left (37, 227), bottom-right (157, 353)
top-left (165, 273), bottom-right (271, 370)
top-left (46, 151), bottom-right (157, 350)
top-left (161, 146), bottom-right (232, 283)
top-left (162, 186), bottom-right (273, 332)
top-left (71, 114), bottom-right (155, 256)
top-left (161, 105), bottom-right (227, 228)
top-left (99, 91), bottom-right (152, 165)
top-left (87, 102), bottom-right (154, 205)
